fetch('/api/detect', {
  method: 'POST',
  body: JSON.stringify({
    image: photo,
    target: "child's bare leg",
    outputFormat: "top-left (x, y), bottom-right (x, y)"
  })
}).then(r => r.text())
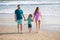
top-left (28, 28), bottom-right (32, 33)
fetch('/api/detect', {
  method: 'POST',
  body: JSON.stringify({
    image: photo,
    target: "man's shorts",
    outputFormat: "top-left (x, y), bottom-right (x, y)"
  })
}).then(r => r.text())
top-left (17, 19), bottom-right (22, 25)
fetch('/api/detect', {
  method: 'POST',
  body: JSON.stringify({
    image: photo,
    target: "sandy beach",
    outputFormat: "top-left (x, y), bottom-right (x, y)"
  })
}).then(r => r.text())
top-left (0, 1), bottom-right (60, 40)
top-left (0, 25), bottom-right (60, 40)
top-left (0, 3), bottom-right (60, 40)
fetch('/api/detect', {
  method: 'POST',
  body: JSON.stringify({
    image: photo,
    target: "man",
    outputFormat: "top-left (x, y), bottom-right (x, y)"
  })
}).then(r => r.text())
top-left (15, 4), bottom-right (25, 34)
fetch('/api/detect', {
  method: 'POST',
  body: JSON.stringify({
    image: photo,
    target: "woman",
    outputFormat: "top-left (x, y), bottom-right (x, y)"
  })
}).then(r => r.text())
top-left (33, 7), bottom-right (42, 33)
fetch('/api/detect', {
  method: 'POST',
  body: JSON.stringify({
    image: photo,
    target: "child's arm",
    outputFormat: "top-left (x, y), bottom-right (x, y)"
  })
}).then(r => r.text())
top-left (31, 19), bottom-right (33, 22)
top-left (32, 18), bottom-right (33, 21)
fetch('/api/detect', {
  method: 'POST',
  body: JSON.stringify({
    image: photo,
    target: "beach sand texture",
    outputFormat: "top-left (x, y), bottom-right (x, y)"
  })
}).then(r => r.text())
top-left (0, 25), bottom-right (60, 40)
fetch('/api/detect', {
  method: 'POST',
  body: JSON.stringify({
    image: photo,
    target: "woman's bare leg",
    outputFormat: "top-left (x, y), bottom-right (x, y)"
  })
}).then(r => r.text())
top-left (38, 20), bottom-right (40, 30)
top-left (36, 21), bottom-right (38, 33)
top-left (36, 21), bottom-right (41, 33)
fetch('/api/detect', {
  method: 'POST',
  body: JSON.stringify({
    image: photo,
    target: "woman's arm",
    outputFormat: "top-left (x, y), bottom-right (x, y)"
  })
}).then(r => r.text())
top-left (33, 14), bottom-right (35, 20)
top-left (40, 12), bottom-right (42, 19)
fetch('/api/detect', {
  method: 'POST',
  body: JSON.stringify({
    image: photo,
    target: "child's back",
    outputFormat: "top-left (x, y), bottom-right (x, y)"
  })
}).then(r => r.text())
top-left (27, 14), bottom-right (33, 32)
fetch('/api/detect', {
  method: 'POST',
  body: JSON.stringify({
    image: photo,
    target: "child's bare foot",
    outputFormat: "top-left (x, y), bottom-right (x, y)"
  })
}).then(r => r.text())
top-left (36, 31), bottom-right (38, 33)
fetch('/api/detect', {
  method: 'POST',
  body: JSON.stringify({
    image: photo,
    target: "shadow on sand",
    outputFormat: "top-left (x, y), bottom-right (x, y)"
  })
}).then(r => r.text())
top-left (0, 32), bottom-right (30, 35)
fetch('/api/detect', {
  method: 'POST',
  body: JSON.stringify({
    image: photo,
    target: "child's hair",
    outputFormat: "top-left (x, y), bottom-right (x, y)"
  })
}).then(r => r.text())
top-left (28, 14), bottom-right (32, 18)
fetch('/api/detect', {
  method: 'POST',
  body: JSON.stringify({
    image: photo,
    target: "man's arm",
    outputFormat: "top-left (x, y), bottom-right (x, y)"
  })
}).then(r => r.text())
top-left (15, 14), bottom-right (17, 22)
top-left (23, 14), bottom-right (26, 21)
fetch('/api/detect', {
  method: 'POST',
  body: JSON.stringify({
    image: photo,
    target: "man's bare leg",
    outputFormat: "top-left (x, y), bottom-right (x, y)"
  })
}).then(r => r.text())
top-left (17, 24), bottom-right (20, 33)
top-left (20, 24), bottom-right (22, 34)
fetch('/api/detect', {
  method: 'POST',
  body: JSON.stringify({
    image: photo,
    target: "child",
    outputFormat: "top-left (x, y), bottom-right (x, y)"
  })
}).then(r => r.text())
top-left (25, 14), bottom-right (33, 33)
top-left (33, 7), bottom-right (42, 33)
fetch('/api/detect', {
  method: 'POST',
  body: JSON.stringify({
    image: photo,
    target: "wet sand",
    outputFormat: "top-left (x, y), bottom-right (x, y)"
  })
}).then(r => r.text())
top-left (0, 25), bottom-right (60, 40)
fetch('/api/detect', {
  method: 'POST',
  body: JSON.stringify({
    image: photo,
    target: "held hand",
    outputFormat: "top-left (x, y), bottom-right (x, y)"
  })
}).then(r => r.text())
top-left (15, 19), bottom-right (17, 22)
top-left (24, 19), bottom-right (26, 21)
top-left (32, 20), bottom-right (34, 22)
top-left (32, 19), bottom-right (34, 22)
top-left (24, 18), bottom-right (26, 21)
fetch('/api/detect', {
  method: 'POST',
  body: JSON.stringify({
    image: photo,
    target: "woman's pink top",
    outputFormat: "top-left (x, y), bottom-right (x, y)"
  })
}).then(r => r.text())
top-left (34, 12), bottom-right (41, 21)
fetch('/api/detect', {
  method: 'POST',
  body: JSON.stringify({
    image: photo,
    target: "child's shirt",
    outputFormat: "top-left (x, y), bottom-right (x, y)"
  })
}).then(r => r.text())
top-left (27, 17), bottom-right (32, 24)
